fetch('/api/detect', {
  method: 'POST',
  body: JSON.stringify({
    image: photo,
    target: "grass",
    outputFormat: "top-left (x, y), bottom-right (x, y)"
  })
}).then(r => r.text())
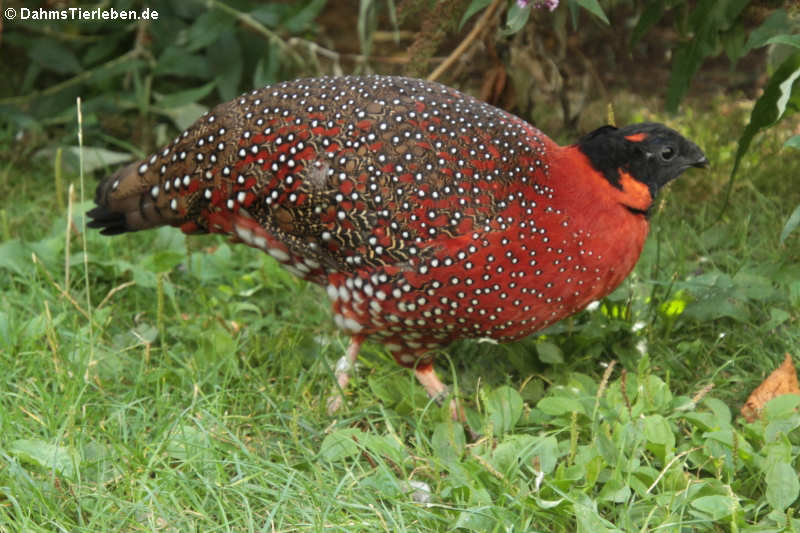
top-left (0, 96), bottom-right (799, 532)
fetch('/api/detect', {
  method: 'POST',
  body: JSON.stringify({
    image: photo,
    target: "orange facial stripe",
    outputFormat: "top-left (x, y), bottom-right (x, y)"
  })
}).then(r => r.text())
top-left (617, 171), bottom-right (652, 212)
top-left (625, 133), bottom-right (648, 142)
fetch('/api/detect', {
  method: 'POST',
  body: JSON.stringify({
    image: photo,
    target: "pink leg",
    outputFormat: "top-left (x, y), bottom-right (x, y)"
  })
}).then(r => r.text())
top-left (414, 364), bottom-right (464, 421)
top-left (326, 336), bottom-right (363, 414)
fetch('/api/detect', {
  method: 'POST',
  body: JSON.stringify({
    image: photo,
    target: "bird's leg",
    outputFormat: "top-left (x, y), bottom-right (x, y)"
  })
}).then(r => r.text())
top-left (414, 364), bottom-right (464, 422)
top-left (326, 336), bottom-right (363, 414)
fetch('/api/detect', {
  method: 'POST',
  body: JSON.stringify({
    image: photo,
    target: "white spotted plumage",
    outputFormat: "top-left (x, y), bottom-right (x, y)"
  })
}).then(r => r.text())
top-left (89, 74), bottom-right (705, 381)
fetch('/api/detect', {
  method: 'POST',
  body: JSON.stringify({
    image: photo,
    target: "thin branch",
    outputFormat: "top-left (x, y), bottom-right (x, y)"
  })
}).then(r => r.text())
top-left (427, 0), bottom-right (505, 82)
top-left (0, 50), bottom-right (140, 107)
top-left (32, 253), bottom-right (92, 322)
top-left (288, 37), bottom-right (435, 66)
top-left (97, 281), bottom-right (136, 310)
top-left (646, 447), bottom-right (700, 494)
top-left (208, 0), bottom-right (306, 68)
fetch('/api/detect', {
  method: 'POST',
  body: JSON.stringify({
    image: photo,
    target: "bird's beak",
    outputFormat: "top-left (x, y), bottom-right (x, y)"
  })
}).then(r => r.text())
top-left (692, 155), bottom-right (710, 169)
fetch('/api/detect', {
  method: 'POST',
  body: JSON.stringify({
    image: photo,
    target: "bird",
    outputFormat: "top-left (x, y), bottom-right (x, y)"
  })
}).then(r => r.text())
top-left (87, 74), bottom-right (708, 416)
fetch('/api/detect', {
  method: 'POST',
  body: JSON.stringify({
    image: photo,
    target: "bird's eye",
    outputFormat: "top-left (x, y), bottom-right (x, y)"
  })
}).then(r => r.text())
top-left (660, 146), bottom-right (676, 160)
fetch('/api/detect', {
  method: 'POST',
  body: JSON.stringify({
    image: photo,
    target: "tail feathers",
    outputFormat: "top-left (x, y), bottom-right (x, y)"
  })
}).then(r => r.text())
top-left (86, 205), bottom-right (129, 235)
top-left (87, 161), bottom-right (187, 235)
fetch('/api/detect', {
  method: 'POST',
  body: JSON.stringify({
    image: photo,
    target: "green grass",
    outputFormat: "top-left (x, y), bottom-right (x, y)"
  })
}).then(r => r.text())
top-left (1, 99), bottom-right (799, 532)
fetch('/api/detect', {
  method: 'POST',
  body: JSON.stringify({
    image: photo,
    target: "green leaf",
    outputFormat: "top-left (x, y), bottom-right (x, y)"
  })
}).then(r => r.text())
top-left (454, 505), bottom-right (496, 532)
top-left (131, 324), bottom-right (158, 344)
top-left (8, 439), bottom-right (78, 477)
top-left (282, 0), bottom-right (327, 34)
top-left (575, 0), bottom-right (609, 25)
top-left (63, 146), bottom-right (133, 174)
top-left (28, 38), bottom-right (81, 74)
top-left (165, 424), bottom-right (212, 463)
top-left (80, 441), bottom-right (118, 484)
top-left (160, 103), bottom-right (208, 131)
top-left (721, 24), bottom-right (748, 65)
top-left (432, 421), bottom-right (466, 464)
top-left (643, 414), bottom-right (674, 447)
top-left (682, 412), bottom-right (717, 432)
top-left (155, 47), bottom-right (209, 78)
top-left (486, 385), bottom-right (523, 434)
top-left (501, 2), bottom-right (531, 36)
top-left (731, 271), bottom-right (778, 301)
top-left (691, 495), bottom-right (735, 520)
top-left (459, 0), bottom-right (491, 30)
top-left (139, 249), bottom-right (185, 274)
top-left (598, 477), bottom-right (630, 503)
top-left (535, 497), bottom-right (565, 509)
top-left (766, 462), bottom-right (800, 511)
top-left (197, 322), bottom-right (237, 363)
top-left (249, 5), bottom-right (283, 27)
top-left (574, 498), bottom-right (618, 533)
top-left (779, 204), bottom-right (800, 245)
top-left (667, 38), bottom-right (710, 112)
top-left (730, 52), bottom-right (800, 182)
top-left (686, 296), bottom-right (749, 322)
top-left (491, 434), bottom-right (537, 474)
top-left (766, 307), bottom-right (791, 330)
top-left (253, 46), bottom-right (280, 89)
top-left (704, 397), bottom-right (732, 428)
top-left (534, 436), bottom-right (560, 474)
top-left (361, 434), bottom-right (408, 465)
top-left (22, 315), bottom-right (47, 342)
top-left (319, 428), bottom-right (363, 461)
top-left (368, 373), bottom-right (430, 411)
top-left (765, 415), bottom-right (800, 443)
top-left (185, 10), bottom-right (236, 52)
top-left (666, 0), bottom-right (749, 112)
top-left (154, 81), bottom-right (217, 109)
top-left (763, 394), bottom-right (800, 421)
top-left (764, 436), bottom-right (793, 469)
top-left (83, 35), bottom-right (125, 66)
top-left (790, 280), bottom-right (800, 309)
top-left (766, 34), bottom-right (800, 50)
top-left (744, 9), bottom-right (790, 53)
top-left (207, 31), bottom-right (243, 101)
top-left (630, 2), bottom-right (664, 47)
top-left (682, 271), bottom-right (751, 322)
top-left (358, 471), bottom-right (403, 499)
top-left (785, 135), bottom-right (800, 150)
top-left (537, 396), bottom-right (584, 416)
top-left (0, 239), bottom-right (30, 275)
top-left (0, 312), bottom-right (10, 352)
top-left (536, 340), bottom-right (564, 364)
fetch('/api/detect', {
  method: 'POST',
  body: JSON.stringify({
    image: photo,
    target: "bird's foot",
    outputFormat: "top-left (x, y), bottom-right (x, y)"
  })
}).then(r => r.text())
top-left (326, 394), bottom-right (344, 415)
top-left (414, 364), bottom-right (465, 422)
top-left (326, 337), bottom-right (362, 415)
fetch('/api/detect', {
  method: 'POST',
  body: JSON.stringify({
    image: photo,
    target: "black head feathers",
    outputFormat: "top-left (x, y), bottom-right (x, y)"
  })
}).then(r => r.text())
top-left (578, 122), bottom-right (708, 197)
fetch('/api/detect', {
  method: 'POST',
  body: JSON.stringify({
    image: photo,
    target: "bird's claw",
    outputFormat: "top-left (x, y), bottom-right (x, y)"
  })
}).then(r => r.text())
top-left (326, 393), bottom-right (344, 415)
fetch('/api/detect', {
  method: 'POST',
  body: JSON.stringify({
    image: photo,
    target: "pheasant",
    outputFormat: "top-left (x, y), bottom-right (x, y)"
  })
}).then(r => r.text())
top-left (88, 75), bottom-right (707, 415)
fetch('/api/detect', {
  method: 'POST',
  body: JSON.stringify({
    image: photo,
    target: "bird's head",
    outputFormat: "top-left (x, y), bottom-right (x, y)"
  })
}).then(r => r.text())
top-left (578, 122), bottom-right (708, 201)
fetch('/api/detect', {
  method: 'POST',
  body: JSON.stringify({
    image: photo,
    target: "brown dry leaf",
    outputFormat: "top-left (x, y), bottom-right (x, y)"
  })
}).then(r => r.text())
top-left (741, 353), bottom-right (800, 422)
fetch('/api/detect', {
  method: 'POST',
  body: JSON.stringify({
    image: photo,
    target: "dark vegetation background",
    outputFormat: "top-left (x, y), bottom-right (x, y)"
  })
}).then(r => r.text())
top-left (0, 0), bottom-right (799, 530)
top-left (0, 1), bottom-right (788, 154)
